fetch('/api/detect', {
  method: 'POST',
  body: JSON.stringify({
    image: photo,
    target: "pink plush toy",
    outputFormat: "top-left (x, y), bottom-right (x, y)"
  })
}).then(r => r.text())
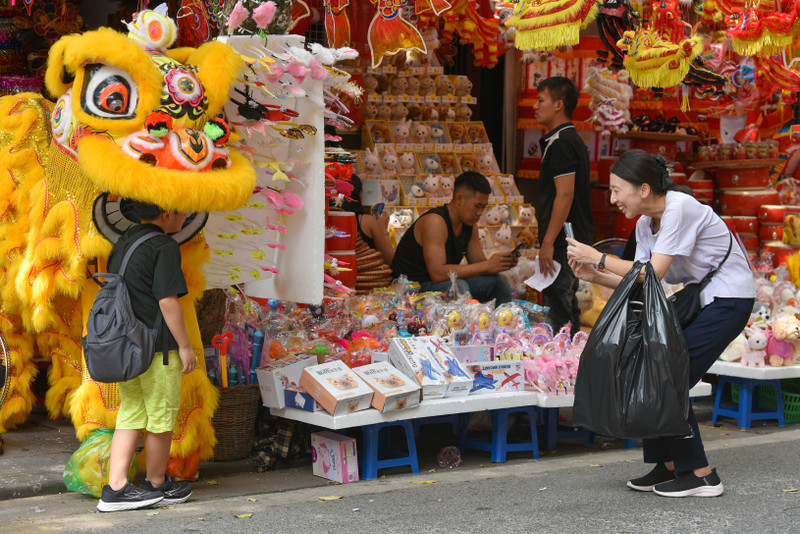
top-left (767, 314), bottom-right (800, 366)
top-left (741, 326), bottom-right (767, 367)
top-left (362, 147), bottom-right (381, 175)
top-left (393, 118), bottom-right (411, 144)
top-left (380, 148), bottom-right (398, 174)
top-left (398, 151), bottom-right (416, 174)
top-left (411, 121), bottom-right (430, 144)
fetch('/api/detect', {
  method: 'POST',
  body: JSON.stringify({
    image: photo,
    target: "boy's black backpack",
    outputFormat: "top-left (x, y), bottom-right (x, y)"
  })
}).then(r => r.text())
top-left (82, 232), bottom-right (168, 383)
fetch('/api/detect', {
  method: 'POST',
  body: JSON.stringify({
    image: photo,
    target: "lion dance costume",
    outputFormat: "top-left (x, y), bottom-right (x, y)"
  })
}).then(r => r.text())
top-left (0, 10), bottom-right (255, 480)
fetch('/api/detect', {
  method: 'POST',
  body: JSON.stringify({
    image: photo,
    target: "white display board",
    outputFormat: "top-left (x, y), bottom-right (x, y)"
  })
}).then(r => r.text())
top-left (205, 35), bottom-right (324, 304)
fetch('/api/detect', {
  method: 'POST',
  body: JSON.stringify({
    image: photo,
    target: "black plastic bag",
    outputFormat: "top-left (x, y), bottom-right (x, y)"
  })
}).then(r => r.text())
top-left (573, 262), bottom-right (691, 439)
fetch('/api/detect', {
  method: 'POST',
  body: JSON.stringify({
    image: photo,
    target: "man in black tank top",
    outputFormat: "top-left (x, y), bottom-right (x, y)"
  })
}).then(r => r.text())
top-left (392, 172), bottom-right (516, 304)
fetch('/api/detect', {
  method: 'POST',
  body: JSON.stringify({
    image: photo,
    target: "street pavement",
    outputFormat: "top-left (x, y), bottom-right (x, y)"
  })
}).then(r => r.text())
top-left (1, 398), bottom-right (799, 533)
top-left (1, 427), bottom-right (798, 533)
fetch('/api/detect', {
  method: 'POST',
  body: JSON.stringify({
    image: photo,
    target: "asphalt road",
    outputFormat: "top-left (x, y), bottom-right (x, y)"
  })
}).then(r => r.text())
top-left (3, 428), bottom-right (799, 534)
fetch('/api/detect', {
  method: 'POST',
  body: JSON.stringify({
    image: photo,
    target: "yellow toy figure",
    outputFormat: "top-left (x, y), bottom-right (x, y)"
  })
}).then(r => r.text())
top-left (0, 8), bottom-right (255, 481)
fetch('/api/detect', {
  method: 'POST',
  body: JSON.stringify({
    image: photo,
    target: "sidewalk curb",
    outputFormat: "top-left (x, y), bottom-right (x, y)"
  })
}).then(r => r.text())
top-left (0, 457), bottom-right (258, 501)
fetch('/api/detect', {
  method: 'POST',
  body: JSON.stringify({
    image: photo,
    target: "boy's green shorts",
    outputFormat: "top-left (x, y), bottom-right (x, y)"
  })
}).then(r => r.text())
top-left (117, 350), bottom-right (182, 434)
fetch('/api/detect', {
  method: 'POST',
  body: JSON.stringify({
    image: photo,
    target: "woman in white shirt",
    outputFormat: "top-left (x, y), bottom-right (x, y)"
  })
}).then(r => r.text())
top-left (566, 149), bottom-right (755, 498)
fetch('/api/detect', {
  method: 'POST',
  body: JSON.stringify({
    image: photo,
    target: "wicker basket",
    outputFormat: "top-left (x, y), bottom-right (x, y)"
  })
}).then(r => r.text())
top-left (211, 383), bottom-right (261, 461)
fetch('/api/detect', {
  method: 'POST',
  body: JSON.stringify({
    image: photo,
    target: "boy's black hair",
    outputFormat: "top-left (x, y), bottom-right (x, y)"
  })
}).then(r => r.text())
top-left (131, 201), bottom-right (166, 222)
top-left (537, 76), bottom-right (579, 118)
top-left (453, 171), bottom-right (492, 196)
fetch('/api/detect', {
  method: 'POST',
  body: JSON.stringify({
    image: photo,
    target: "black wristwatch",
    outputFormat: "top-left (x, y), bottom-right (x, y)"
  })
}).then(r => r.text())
top-left (598, 252), bottom-right (608, 271)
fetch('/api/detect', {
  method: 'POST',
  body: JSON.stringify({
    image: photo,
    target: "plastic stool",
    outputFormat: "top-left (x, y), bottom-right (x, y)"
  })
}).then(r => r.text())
top-left (413, 414), bottom-right (460, 435)
top-left (536, 407), bottom-right (592, 450)
top-left (460, 407), bottom-right (540, 463)
top-left (360, 420), bottom-right (420, 480)
top-left (712, 376), bottom-right (785, 430)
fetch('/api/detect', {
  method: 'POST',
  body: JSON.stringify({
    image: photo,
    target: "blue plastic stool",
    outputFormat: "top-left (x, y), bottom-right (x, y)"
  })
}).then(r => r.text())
top-left (460, 407), bottom-right (540, 463)
top-left (413, 414), bottom-right (460, 435)
top-left (712, 376), bottom-right (785, 430)
top-left (536, 407), bottom-right (592, 450)
top-left (360, 420), bottom-right (420, 480)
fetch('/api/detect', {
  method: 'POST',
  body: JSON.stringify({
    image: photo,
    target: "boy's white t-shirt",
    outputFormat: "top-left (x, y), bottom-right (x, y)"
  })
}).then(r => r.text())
top-left (634, 191), bottom-right (755, 307)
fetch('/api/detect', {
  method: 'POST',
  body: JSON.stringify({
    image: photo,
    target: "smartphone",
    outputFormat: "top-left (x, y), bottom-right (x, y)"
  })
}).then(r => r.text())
top-left (563, 222), bottom-right (575, 240)
top-left (372, 202), bottom-right (385, 216)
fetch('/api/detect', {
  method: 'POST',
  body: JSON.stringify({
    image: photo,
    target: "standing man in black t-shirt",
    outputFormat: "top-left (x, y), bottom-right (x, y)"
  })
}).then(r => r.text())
top-left (534, 77), bottom-right (593, 336)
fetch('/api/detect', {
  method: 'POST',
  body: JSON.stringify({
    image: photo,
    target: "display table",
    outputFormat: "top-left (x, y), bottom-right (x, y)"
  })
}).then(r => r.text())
top-left (707, 361), bottom-right (800, 429)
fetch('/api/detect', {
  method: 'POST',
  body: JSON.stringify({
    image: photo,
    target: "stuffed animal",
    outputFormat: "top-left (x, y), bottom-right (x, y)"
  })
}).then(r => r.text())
top-left (495, 224), bottom-right (513, 247)
top-left (398, 151), bottom-right (417, 174)
top-left (420, 154), bottom-right (441, 173)
top-left (363, 75), bottom-right (379, 94)
top-left (407, 76), bottom-right (420, 95)
top-left (439, 153), bottom-right (457, 174)
top-left (455, 77), bottom-right (473, 98)
top-left (483, 206), bottom-right (502, 226)
top-left (362, 147), bottom-right (382, 175)
top-left (478, 227), bottom-right (492, 250)
top-left (371, 123), bottom-right (391, 144)
top-left (460, 153), bottom-right (479, 172)
top-left (477, 151), bottom-right (496, 174)
top-left (497, 175), bottom-right (515, 196)
top-left (517, 229), bottom-right (537, 248)
top-left (411, 121), bottom-right (430, 144)
top-left (767, 314), bottom-right (800, 366)
top-left (441, 104), bottom-right (456, 121)
top-left (449, 123), bottom-right (467, 144)
top-left (363, 102), bottom-right (378, 120)
top-left (390, 76), bottom-right (408, 96)
top-left (581, 284), bottom-right (612, 327)
top-left (436, 75), bottom-right (454, 97)
top-left (468, 124), bottom-right (485, 143)
top-left (393, 118), bottom-right (412, 144)
top-left (456, 104), bottom-right (473, 121)
top-left (410, 182), bottom-right (426, 199)
top-left (576, 280), bottom-right (593, 315)
top-left (381, 148), bottom-right (398, 174)
top-left (407, 104), bottom-right (422, 122)
top-left (418, 75), bottom-right (435, 96)
top-left (495, 204), bottom-right (511, 225)
top-left (391, 102), bottom-right (409, 121)
top-left (429, 122), bottom-right (447, 143)
top-left (389, 209), bottom-right (413, 227)
top-left (376, 103), bottom-right (392, 121)
top-left (423, 175), bottom-right (440, 198)
top-left (741, 326), bottom-right (767, 367)
top-left (751, 301), bottom-right (771, 326)
top-left (517, 206), bottom-right (535, 225)
top-left (422, 105), bottom-right (440, 121)
top-left (719, 331), bottom-right (746, 362)
top-left (439, 175), bottom-right (454, 198)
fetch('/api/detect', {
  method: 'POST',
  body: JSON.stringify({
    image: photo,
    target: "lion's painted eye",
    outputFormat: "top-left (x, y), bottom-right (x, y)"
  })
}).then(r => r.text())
top-left (82, 64), bottom-right (138, 119)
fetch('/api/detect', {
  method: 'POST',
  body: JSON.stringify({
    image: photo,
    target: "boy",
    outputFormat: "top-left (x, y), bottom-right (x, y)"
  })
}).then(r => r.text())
top-left (97, 202), bottom-right (196, 512)
top-left (533, 76), bottom-right (593, 336)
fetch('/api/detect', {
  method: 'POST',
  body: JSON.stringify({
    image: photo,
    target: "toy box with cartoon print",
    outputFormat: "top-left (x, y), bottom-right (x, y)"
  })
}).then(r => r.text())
top-left (284, 387), bottom-right (323, 412)
top-left (299, 360), bottom-right (374, 416)
top-left (387, 337), bottom-right (450, 399)
top-left (354, 362), bottom-right (421, 412)
top-left (388, 336), bottom-right (473, 398)
top-left (255, 354), bottom-right (318, 409)
top-left (466, 360), bottom-right (525, 395)
top-left (311, 431), bottom-right (359, 484)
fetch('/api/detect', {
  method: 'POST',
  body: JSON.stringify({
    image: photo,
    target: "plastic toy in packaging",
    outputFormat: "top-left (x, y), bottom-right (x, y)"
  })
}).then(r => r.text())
top-left (494, 302), bottom-right (524, 335)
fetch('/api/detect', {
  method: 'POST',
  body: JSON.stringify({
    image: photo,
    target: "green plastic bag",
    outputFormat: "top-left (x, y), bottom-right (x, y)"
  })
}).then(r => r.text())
top-left (63, 428), bottom-right (137, 497)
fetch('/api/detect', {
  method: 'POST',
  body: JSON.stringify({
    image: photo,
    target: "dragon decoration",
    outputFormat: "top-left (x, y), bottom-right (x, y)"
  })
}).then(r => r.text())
top-left (0, 8), bottom-right (256, 478)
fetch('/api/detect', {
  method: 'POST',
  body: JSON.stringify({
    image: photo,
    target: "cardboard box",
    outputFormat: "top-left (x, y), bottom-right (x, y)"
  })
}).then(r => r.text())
top-left (299, 360), bottom-right (374, 416)
top-left (284, 387), bottom-right (323, 412)
top-left (466, 360), bottom-right (525, 394)
top-left (311, 431), bottom-right (359, 483)
top-left (388, 337), bottom-right (449, 399)
top-left (451, 344), bottom-right (491, 364)
top-left (354, 362), bottom-right (421, 412)
top-left (388, 336), bottom-right (474, 398)
top-left (255, 354), bottom-right (318, 409)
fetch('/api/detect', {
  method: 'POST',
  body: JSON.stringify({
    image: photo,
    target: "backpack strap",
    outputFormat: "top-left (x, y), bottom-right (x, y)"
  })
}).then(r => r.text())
top-left (118, 231), bottom-right (171, 366)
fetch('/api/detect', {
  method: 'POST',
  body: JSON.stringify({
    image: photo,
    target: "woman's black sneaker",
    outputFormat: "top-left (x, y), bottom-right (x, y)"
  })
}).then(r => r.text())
top-left (653, 468), bottom-right (724, 497)
top-left (627, 463), bottom-right (676, 492)
top-left (97, 483), bottom-right (164, 512)
top-left (141, 475), bottom-right (193, 505)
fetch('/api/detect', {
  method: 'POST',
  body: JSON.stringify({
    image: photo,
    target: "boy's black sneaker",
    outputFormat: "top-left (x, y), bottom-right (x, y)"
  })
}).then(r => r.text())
top-left (627, 463), bottom-right (676, 492)
top-left (142, 475), bottom-right (193, 505)
top-left (97, 483), bottom-right (164, 512)
top-left (653, 468), bottom-right (724, 498)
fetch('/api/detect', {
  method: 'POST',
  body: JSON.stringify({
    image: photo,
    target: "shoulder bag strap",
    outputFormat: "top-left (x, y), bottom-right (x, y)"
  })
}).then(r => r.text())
top-left (700, 225), bottom-right (733, 285)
